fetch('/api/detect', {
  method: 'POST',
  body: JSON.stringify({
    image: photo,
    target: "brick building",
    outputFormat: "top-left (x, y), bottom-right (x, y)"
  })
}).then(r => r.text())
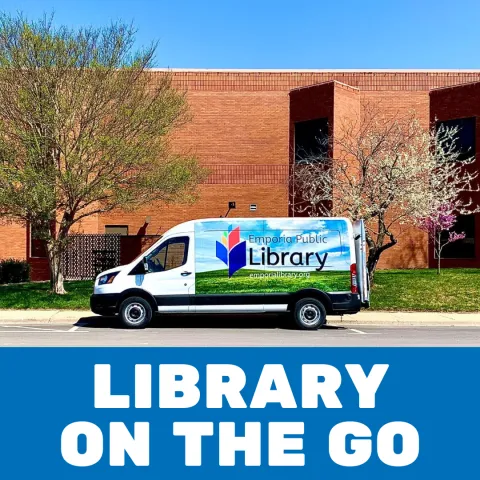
top-left (1, 69), bottom-right (479, 279)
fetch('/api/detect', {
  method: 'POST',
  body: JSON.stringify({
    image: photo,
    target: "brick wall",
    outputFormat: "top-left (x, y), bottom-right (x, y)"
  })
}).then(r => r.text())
top-left (4, 70), bottom-right (480, 272)
top-left (99, 184), bottom-right (289, 236)
top-left (171, 91), bottom-right (289, 166)
top-left (71, 213), bottom-right (99, 234)
top-left (0, 222), bottom-right (27, 260)
top-left (166, 70), bottom-right (480, 92)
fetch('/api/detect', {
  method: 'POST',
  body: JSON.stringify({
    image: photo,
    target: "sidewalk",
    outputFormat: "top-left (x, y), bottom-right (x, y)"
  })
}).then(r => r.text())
top-left (0, 309), bottom-right (480, 326)
top-left (0, 310), bottom-right (92, 324)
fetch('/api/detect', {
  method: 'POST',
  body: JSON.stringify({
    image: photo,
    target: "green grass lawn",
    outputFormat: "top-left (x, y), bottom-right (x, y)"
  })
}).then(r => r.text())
top-left (0, 280), bottom-right (93, 310)
top-left (369, 268), bottom-right (480, 312)
top-left (0, 269), bottom-right (478, 311)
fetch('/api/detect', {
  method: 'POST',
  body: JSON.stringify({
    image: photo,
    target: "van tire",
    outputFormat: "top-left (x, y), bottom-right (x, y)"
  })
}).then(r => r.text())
top-left (119, 297), bottom-right (153, 329)
top-left (293, 297), bottom-right (326, 330)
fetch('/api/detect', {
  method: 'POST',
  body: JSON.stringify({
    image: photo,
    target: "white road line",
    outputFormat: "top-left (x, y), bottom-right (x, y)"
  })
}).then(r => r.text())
top-left (349, 328), bottom-right (368, 335)
top-left (0, 325), bottom-right (66, 333)
top-left (0, 331), bottom-right (78, 334)
top-left (68, 322), bottom-right (88, 332)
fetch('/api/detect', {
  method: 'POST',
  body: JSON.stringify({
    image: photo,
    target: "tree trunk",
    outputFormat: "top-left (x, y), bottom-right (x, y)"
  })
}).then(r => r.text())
top-left (366, 234), bottom-right (398, 285)
top-left (47, 231), bottom-right (67, 295)
top-left (45, 213), bottom-right (75, 294)
top-left (47, 240), bottom-right (66, 295)
top-left (436, 233), bottom-right (441, 275)
top-left (367, 252), bottom-right (380, 285)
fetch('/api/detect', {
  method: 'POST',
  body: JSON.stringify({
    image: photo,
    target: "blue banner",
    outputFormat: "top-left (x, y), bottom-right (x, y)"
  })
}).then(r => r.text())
top-left (0, 347), bottom-right (477, 478)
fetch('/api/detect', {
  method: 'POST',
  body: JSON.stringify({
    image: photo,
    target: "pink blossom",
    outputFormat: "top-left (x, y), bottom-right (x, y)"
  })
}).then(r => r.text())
top-left (417, 202), bottom-right (460, 237)
top-left (448, 231), bottom-right (466, 243)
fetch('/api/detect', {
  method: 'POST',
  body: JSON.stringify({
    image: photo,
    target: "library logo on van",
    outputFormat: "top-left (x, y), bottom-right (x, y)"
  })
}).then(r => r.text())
top-left (215, 225), bottom-right (247, 277)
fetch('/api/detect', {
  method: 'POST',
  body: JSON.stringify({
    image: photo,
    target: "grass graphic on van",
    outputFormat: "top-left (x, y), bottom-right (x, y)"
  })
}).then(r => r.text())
top-left (215, 225), bottom-right (247, 277)
top-left (196, 269), bottom-right (351, 294)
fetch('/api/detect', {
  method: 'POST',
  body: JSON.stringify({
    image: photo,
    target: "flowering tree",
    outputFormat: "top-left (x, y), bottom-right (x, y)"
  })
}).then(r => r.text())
top-left (418, 121), bottom-right (480, 274)
top-left (290, 103), bottom-right (480, 281)
top-left (417, 204), bottom-right (465, 274)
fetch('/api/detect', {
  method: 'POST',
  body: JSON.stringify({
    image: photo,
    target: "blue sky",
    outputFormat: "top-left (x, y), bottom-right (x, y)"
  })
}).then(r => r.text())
top-left (3, 0), bottom-right (480, 69)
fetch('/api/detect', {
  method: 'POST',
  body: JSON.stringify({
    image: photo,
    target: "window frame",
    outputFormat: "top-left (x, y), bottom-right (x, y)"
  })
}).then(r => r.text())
top-left (104, 225), bottom-right (129, 236)
top-left (294, 117), bottom-right (329, 164)
top-left (435, 116), bottom-right (476, 162)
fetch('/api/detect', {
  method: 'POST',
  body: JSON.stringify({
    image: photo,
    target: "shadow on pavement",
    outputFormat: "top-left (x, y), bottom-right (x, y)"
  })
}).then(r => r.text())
top-left (75, 314), bottom-right (347, 331)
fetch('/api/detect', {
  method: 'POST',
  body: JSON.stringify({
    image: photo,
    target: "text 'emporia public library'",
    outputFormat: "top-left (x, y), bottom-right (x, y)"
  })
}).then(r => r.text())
top-left (1, 69), bottom-right (480, 280)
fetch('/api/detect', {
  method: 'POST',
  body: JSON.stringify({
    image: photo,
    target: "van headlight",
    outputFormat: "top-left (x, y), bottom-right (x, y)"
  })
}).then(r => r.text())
top-left (98, 272), bottom-right (119, 285)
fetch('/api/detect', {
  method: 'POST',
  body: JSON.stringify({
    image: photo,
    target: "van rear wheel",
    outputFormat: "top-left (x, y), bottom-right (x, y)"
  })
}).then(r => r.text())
top-left (294, 298), bottom-right (326, 330)
top-left (119, 296), bottom-right (152, 329)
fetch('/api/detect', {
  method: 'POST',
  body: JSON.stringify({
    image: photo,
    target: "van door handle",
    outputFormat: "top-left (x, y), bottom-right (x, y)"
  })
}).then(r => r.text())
top-left (181, 271), bottom-right (192, 276)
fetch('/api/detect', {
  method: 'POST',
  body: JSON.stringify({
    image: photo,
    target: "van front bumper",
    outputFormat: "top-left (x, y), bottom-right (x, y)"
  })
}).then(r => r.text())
top-left (90, 294), bottom-right (119, 316)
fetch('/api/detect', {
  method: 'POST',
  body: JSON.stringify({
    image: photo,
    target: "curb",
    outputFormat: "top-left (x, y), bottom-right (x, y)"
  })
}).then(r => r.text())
top-left (0, 310), bottom-right (480, 326)
top-left (334, 311), bottom-right (480, 327)
top-left (0, 310), bottom-right (96, 324)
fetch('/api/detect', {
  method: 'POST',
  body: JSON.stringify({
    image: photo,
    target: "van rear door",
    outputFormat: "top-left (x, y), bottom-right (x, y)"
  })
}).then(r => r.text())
top-left (353, 219), bottom-right (370, 307)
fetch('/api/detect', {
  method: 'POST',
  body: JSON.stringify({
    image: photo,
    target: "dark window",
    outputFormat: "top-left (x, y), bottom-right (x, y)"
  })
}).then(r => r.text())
top-left (30, 224), bottom-right (48, 258)
top-left (440, 215), bottom-right (476, 259)
top-left (294, 118), bottom-right (329, 163)
top-left (105, 225), bottom-right (128, 235)
top-left (144, 236), bottom-right (189, 273)
top-left (436, 117), bottom-right (476, 161)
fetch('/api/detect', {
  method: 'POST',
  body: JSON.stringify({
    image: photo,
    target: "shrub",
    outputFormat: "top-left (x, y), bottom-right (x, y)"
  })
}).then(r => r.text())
top-left (0, 259), bottom-right (30, 284)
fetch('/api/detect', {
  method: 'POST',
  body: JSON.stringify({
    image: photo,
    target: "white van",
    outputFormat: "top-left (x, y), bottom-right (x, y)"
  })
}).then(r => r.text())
top-left (90, 217), bottom-right (370, 329)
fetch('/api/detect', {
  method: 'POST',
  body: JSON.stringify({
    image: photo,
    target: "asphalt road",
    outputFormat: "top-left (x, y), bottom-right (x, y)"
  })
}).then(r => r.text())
top-left (1, 314), bottom-right (480, 346)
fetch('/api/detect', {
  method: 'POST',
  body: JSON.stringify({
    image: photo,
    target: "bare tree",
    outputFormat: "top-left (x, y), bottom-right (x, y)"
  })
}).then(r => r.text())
top-left (290, 103), bottom-right (479, 281)
top-left (0, 14), bottom-right (207, 294)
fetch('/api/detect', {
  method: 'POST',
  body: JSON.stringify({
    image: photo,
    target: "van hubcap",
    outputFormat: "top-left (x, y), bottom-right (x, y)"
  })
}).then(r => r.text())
top-left (125, 303), bottom-right (146, 324)
top-left (300, 304), bottom-right (320, 325)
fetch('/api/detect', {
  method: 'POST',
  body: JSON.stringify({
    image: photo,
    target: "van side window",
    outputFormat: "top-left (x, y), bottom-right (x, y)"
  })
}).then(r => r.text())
top-left (165, 241), bottom-right (188, 270)
top-left (148, 244), bottom-right (167, 272)
top-left (144, 236), bottom-right (189, 273)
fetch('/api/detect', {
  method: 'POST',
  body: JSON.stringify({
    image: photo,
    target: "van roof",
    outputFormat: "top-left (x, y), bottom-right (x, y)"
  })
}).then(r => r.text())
top-left (165, 217), bottom-right (351, 236)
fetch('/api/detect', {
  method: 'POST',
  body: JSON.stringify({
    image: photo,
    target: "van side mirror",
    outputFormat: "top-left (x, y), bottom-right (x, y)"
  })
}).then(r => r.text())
top-left (143, 256), bottom-right (149, 273)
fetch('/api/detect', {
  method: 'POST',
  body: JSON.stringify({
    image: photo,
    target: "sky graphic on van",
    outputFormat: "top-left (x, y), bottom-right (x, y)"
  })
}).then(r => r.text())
top-left (195, 219), bottom-right (352, 273)
top-left (215, 226), bottom-right (247, 277)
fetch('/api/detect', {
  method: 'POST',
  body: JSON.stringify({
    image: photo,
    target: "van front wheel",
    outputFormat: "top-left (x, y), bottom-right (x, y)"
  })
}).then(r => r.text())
top-left (294, 298), bottom-right (326, 330)
top-left (119, 297), bottom-right (152, 329)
